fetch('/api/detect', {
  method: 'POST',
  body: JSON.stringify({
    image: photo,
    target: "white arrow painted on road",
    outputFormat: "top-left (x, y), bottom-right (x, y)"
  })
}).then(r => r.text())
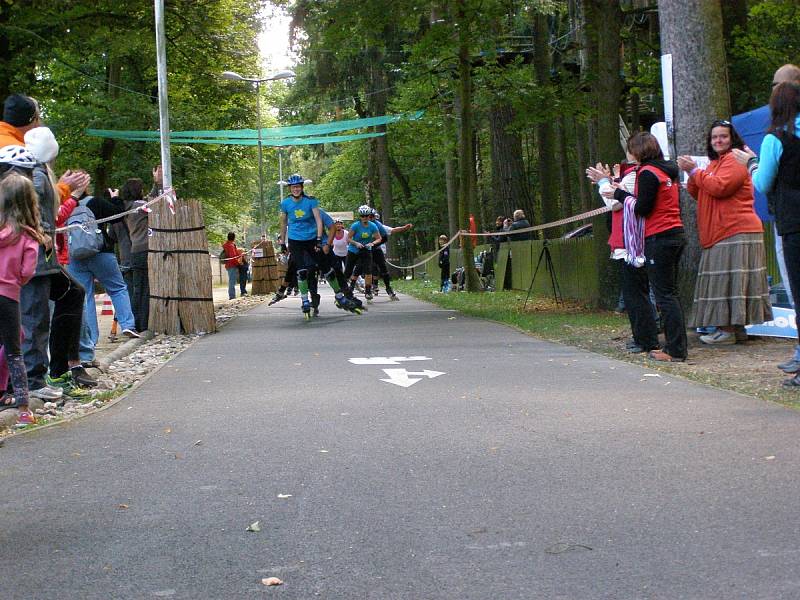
top-left (349, 356), bottom-right (432, 365)
top-left (380, 368), bottom-right (446, 388)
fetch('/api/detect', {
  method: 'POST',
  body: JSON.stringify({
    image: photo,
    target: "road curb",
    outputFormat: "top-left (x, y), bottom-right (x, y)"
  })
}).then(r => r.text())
top-left (96, 330), bottom-right (155, 370)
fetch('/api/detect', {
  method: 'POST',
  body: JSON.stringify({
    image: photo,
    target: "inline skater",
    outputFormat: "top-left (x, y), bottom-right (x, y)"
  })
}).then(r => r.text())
top-left (278, 173), bottom-right (323, 319)
top-left (369, 209), bottom-right (412, 301)
top-left (343, 205), bottom-right (382, 302)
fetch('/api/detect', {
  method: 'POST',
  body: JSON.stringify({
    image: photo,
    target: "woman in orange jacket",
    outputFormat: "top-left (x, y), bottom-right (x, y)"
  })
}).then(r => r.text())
top-left (678, 120), bottom-right (773, 345)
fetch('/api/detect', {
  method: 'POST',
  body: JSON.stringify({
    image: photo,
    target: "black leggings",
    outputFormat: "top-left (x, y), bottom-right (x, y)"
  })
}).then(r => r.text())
top-left (0, 296), bottom-right (22, 357)
top-left (0, 295), bottom-right (30, 405)
top-left (344, 250), bottom-right (373, 281)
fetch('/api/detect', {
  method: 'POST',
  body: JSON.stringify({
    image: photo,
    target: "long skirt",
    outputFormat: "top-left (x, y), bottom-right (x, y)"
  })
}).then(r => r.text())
top-left (689, 232), bottom-right (773, 328)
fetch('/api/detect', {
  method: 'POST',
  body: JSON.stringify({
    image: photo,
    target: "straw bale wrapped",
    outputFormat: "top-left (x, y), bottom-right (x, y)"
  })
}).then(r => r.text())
top-left (148, 199), bottom-right (216, 334)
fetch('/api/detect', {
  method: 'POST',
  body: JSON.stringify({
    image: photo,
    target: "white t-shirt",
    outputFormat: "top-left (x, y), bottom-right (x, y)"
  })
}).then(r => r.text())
top-left (332, 230), bottom-right (349, 257)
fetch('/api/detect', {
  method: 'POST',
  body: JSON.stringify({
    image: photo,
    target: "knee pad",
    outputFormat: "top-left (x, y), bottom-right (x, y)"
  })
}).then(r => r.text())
top-left (297, 269), bottom-right (309, 281)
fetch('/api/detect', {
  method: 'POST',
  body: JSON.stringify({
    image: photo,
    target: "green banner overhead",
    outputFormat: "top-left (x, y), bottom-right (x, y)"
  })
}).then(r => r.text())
top-left (85, 110), bottom-right (424, 144)
top-left (96, 131), bottom-right (387, 147)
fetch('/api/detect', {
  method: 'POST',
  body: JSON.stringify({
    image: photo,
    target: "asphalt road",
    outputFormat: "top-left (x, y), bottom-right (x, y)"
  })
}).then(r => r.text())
top-left (3, 290), bottom-right (800, 599)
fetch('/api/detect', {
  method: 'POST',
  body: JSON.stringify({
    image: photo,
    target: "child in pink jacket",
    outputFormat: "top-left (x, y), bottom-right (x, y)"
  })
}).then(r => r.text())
top-left (0, 171), bottom-right (47, 424)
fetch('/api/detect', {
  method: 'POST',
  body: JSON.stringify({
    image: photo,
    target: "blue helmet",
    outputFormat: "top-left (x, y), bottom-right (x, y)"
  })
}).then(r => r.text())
top-left (286, 173), bottom-right (304, 186)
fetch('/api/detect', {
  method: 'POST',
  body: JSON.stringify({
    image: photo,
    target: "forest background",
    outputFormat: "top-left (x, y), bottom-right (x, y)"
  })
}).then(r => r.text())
top-left (0, 0), bottom-right (797, 302)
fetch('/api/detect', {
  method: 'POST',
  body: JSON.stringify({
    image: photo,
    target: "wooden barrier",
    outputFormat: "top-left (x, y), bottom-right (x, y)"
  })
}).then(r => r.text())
top-left (148, 199), bottom-right (216, 334)
top-left (250, 240), bottom-right (279, 295)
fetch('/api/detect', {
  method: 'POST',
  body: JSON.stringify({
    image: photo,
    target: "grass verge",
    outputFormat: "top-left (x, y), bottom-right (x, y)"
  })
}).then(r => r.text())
top-left (397, 279), bottom-right (800, 408)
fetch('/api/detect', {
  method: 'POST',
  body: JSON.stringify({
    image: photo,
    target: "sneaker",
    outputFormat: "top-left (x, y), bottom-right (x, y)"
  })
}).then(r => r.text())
top-left (699, 330), bottom-right (735, 345)
top-left (70, 366), bottom-right (98, 388)
top-left (122, 329), bottom-right (141, 339)
top-left (777, 358), bottom-right (800, 374)
top-left (782, 373), bottom-right (800, 388)
top-left (17, 410), bottom-right (37, 425)
top-left (269, 291), bottom-right (286, 306)
top-left (30, 385), bottom-right (63, 400)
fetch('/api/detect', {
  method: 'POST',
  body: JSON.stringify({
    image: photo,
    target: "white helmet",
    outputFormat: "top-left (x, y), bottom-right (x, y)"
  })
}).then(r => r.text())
top-left (0, 144), bottom-right (37, 169)
top-left (357, 204), bottom-right (372, 217)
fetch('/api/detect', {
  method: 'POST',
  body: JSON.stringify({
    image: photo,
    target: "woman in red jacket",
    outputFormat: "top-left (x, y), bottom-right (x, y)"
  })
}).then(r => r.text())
top-left (612, 132), bottom-right (687, 362)
top-left (678, 120), bottom-right (773, 345)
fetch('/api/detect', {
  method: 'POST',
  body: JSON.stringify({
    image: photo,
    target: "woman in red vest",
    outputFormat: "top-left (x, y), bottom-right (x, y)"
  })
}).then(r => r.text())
top-left (612, 132), bottom-right (687, 362)
top-left (678, 121), bottom-right (772, 345)
top-left (587, 159), bottom-right (659, 354)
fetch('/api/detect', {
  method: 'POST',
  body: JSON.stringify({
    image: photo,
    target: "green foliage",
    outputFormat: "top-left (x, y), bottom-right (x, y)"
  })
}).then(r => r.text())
top-left (728, 0), bottom-right (800, 113)
top-left (0, 0), bottom-right (271, 242)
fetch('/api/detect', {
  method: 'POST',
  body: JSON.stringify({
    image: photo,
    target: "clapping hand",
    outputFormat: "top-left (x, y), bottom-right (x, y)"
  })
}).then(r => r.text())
top-left (676, 155), bottom-right (698, 173)
top-left (585, 162), bottom-right (611, 184)
top-left (731, 146), bottom-right (756, 165)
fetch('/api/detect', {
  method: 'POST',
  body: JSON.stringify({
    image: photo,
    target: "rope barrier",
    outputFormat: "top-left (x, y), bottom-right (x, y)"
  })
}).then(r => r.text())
top-left (384, 205), bottom-right (611, 271)
top-left (54, 187), bottom-right (176, 234)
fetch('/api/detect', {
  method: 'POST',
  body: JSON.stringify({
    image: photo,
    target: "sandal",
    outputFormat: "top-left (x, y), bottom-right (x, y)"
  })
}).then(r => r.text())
top-left (0, 393), bottom-right (22, 412)
top-left (648, 350), bottom-right (686, 363)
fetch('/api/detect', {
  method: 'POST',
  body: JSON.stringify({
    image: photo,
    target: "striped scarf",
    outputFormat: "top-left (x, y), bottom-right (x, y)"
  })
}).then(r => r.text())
top-left (623, 196), bottom-right (646, 267)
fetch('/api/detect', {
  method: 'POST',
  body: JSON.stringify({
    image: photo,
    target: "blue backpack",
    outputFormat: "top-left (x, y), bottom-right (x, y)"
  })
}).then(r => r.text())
top-left (67, 197), bottom-right (104, 261)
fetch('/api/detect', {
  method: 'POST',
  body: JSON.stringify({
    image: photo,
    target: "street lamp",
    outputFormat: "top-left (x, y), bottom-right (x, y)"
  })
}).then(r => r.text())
top-left (221, 69), bottom-right (295, 236)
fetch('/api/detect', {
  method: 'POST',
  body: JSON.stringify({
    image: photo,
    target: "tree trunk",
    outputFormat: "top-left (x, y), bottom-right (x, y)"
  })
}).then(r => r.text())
top-left (574, 120), bottom-right (592, 211)
top-left (445, 156), bottom-right (457, 237)
top-left (488, 103), bottom-right (533, 223)
top-left (456, 0), bottom-right (478, 292)
top-left (370, 62), bottom-right (395, 256)
top-left (659, 0), bottom-right (730, 309)
top-left (582, 0), bottom-right (623, 307)
top-left (95, 59), bottom-right (122, 193)
top-left (557, 116), bottom-right (574, 219)
top-left (533, 13), bottom-right (559, 238)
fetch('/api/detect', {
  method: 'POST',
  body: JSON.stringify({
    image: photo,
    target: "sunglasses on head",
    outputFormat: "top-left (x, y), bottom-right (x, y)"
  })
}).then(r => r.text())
top-left (711, 119), bottom-right (731, 127)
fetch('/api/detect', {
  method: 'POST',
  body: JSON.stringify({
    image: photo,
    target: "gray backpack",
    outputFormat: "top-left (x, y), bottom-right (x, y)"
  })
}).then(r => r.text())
top-left (67, 197), bottom-right (103, 261)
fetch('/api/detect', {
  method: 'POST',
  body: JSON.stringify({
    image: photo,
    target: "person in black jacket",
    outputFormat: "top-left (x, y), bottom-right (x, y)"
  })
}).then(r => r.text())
top-left (66, 173), bottom-right (139, 367)
top-left (508, 209), bottom-right (532, 241)
top-left (438, 234), bottom-right (450, 292)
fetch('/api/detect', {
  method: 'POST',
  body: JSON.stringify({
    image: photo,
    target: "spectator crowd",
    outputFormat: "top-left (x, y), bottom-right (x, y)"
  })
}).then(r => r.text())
top-left (0, 93), bottom-right (160, 425)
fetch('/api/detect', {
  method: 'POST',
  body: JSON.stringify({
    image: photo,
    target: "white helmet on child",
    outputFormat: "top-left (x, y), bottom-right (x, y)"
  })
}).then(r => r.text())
top-left (357, 204), bottom-right (372, 217)
top-left (0, 144), bottom-right (37, 169)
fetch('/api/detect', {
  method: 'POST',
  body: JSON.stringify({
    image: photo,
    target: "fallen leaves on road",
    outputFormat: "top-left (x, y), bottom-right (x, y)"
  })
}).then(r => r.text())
top-left (194, 440), bottom-right (202, 446)
top-left (277, 494), bottom-right (292, 499)
top-left (247, 521), bottom-right (261, 532)
top-left (117, 504), bottom-right (129, 510)
top-left (643, 373), bottom-right (662, 378)
top-left (765, 455), bottom-right (776, 460)
top-left (544, 542), bottom-right (592, 554)
top-left (262, 577), bottom-right (283, 586)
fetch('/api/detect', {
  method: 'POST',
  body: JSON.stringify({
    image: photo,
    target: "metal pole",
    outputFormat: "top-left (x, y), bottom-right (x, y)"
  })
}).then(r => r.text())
top-left (154, 0), bottom-right (173, 191)
top-left (255, 80), bottom-right (265, 235)
top-left (278, 148), bottom-right (285, 201)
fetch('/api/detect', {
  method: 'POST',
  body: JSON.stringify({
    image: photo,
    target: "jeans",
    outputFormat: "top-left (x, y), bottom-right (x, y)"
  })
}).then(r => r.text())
top-left (645, 230), bottom-right (688, 359)
top-left (238, 264), bottom-right (248, 294)
top-left (780, 232), bottom-right (800, 344)
top-left (68, 252), bottom-right (136, 360)
top-left (226, 267), bottom-right (238, 299)
top-left (620, 261), bottom-right (659, 350)
top-left (774, 222), bottom-right (795, 308)
top-left (20, 269), bottom-right (85, 387)
top-left (130, 251), bottom-right (150, 331)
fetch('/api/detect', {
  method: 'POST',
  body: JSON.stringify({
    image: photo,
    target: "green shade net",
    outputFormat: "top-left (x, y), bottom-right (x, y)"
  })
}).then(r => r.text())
top-left (86, 110), bottom-right (424, 142)
top-left (102, 131), bottom-right (386, 146)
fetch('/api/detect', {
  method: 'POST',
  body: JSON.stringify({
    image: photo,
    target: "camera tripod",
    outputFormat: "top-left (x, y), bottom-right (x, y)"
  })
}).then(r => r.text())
top-left (523, 240), bottom-right (563, 310)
